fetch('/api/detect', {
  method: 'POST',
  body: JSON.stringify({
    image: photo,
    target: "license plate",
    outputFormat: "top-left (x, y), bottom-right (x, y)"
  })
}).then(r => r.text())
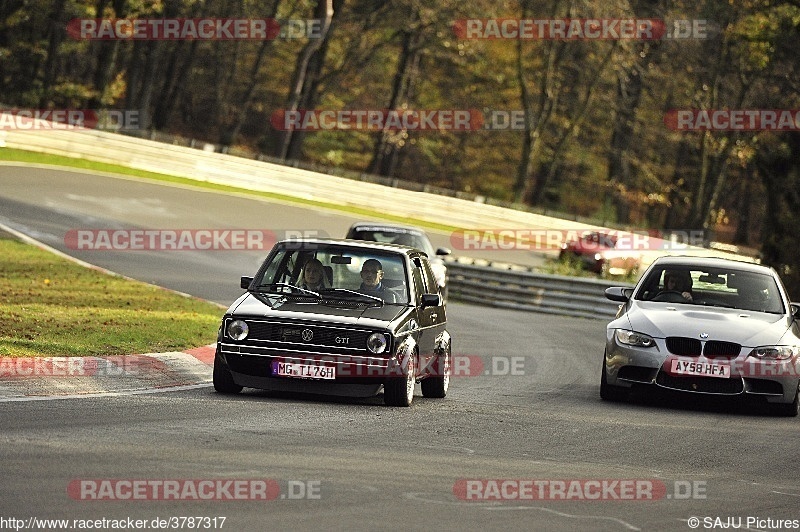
top-left (670, 359), bottom-right (730, 379)
top-left (273, 362), bottom-right (335, 380)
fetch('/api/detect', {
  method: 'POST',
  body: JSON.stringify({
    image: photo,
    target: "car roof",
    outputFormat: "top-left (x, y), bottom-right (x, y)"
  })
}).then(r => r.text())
top-left (348, 221), bottom-right (426, 236)
top-left (650, 255), bottom-right (772, 275)
top-left (274, 238), bottom-right (425, 257)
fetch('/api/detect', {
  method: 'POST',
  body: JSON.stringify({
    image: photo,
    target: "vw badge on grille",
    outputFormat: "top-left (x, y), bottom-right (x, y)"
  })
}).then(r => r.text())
top-left (301, 329), bottom-right (314, 341)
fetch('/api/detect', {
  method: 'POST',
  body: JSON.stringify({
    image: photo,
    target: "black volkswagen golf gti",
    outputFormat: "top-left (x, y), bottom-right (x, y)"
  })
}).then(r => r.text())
top-left (213, 239), bottom-right (451, 406)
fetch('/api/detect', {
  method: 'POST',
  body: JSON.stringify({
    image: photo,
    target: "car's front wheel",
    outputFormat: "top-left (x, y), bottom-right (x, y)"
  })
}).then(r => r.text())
top-left (772, 382), bottom-right (799, 417)
top-left (213, 348), bottom-right (243, 394)
top-left (600, 355), bottom-right (628, 402)
top-left (421, 346), bottom-right (450, 398)
top-left (384, 353), bottom-right (415, 407)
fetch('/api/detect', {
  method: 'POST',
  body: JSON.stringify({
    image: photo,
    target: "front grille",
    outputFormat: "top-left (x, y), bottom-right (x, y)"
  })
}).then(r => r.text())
top-left (655, 372), bottom-right (743, 394)
top-left (666, 337), bottom-right (702, 357)
top-left (234, 320), bottom-right (373, 351)
top-left (703, 341), bottom-right (741, 359)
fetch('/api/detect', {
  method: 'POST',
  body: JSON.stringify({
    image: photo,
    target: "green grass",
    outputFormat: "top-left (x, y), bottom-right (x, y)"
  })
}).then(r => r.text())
top-left (0, 147), bottom-right (460, 235)
top-left (0, 236), bottom-right (223, 357)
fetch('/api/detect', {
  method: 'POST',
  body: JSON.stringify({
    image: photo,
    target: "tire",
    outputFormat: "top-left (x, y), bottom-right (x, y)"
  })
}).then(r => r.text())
top-left (772, 382), bottom-right (799, 417)
top-left (213, 348), bottom-right (243, 394)
top-left (600, 355), bottom-right (628, 402)
top-left (421, 346), bottom-right (450, 399)
top-left (384, 352), bottom-right (415, 407)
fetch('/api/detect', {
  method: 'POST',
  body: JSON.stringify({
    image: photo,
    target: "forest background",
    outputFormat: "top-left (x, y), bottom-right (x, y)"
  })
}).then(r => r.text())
top-left (2, 0), bottom-right (799, 293)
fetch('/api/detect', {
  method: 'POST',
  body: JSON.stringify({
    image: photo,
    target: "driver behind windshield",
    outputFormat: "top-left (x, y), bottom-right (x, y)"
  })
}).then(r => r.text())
top-left (359, 259), bottom-right (397, 303)
top-left (661, 270), bottom-right (693, 302)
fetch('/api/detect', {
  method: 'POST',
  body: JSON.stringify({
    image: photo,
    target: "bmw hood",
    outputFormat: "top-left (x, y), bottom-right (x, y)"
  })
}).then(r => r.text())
top-left (228, 293), bottom-right (405, 325)
top-left (626, 302), bottom-right (792, 347)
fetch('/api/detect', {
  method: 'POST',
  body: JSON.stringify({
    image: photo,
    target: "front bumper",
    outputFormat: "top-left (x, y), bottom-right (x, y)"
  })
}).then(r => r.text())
top-left (604, 331), bottom-right (800, 404)
top-left (218, 342), bottom-right (405, 386)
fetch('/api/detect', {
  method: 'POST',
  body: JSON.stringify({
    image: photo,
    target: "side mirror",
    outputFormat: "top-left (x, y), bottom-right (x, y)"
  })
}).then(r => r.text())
top-left (605, 286), bottom-right (632, 302)
top-left (421, 294), bottom-right (441, 307)
top-left (791, 303), bottom-right (800, 320)
top-left (436, 247), bottom-right (451, 256)
top-left (241, 276), bottom-right (254, 290)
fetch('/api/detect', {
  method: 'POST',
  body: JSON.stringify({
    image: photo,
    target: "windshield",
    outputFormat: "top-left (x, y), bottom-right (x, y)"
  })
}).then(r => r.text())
top-left (349, 227), bottom-right (434, 256)
top-left (253, 243), bottom-right (409, 304)
top-left (634, 264), bottom-right (785, 314)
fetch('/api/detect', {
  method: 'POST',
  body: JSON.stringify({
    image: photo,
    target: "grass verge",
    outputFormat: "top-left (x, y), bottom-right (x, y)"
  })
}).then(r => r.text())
top-left (0, 234), bottom-right (222, 357)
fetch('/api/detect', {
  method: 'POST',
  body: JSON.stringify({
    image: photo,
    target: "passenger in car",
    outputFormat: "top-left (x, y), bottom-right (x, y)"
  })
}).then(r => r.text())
top-left (736, 279), bottom-right (768, 311)
top-left (300, 258), bottom-right (329, 292)
top-left (358, 259), bottom-right (397, 303)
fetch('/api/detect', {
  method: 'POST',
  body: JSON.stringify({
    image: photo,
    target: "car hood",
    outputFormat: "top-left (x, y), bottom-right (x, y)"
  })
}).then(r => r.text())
top-left (228, 292), bottom-right (406, 326)
top-left (626, 302), bottom-right (792, 347)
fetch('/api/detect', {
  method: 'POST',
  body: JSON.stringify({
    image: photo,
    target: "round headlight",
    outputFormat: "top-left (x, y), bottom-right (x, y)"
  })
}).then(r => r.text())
top-left (367, 333), bottom-right (387, 354)
top-left (227, 319), bottom-right (249, 340)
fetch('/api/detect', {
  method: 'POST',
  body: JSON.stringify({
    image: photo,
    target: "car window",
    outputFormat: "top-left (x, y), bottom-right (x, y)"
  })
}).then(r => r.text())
top-left (254, 244), bottom-right (410, 304)
top-left (419, 257), bottom-right (439, 296)
top-left (634, 265), bottom-right (784, 314)
top-left (350, 227), bottom-right (434, 256)
top-left (410, 257), bottom-right (428, 305)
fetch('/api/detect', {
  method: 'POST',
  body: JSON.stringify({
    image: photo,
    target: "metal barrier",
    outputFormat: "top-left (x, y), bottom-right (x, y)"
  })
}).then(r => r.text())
top-left (445, 261), bottom-right (634, 321)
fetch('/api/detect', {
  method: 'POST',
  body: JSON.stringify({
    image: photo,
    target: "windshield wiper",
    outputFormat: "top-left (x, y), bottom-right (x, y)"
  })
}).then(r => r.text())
top-left (253, 282), bottom-right (320, 298)
top-left (319, 288), bottom-right (383, 305)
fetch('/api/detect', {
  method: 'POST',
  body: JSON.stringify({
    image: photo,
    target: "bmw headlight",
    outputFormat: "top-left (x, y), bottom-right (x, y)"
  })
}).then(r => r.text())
top-left (615, 329), bottom-right (656, 348)
top-left (748, 346), bottom-right (799, 361)
top-left (227, 319), bottom-right (249, 341)
top-left (367, 333), bottom-right (388, 354)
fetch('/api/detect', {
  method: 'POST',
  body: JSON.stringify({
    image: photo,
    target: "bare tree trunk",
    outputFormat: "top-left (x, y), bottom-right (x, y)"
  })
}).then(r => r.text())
top-left (536, 42), bottom-right (617, 205)
top-left (38, 0), bottom-right (67, 105)
top-left (275, 0), bottom-right (339, 160)
top-left (607, 58), bottom-right (643, 223)
top-left (368, 19), bottom-right (422, 176)
top-left (88, 0), bottom-right (126, 108)
top-left (220, 0), bottom-right (282, 146)
top-left (513, 0), bottom-right (563, 204)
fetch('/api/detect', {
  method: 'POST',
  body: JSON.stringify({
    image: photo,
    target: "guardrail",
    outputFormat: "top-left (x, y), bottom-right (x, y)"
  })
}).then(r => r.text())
top-left (446, 261), bottom-right (634, 320)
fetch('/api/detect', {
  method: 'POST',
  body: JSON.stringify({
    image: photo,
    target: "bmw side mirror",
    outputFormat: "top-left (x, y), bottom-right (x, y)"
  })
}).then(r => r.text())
top-left (436, 247), bottom-right (451, 256)
top-left (241, 276), bottom-right (254, 289)
top-left (791, 303), bottom-right (800, 320)
top-left (605, 286), bottom-right (632, 302)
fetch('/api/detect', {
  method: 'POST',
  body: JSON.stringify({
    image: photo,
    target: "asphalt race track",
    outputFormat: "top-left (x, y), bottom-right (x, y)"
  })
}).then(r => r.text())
top-left (1, 165), bottom-right (800, 532)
